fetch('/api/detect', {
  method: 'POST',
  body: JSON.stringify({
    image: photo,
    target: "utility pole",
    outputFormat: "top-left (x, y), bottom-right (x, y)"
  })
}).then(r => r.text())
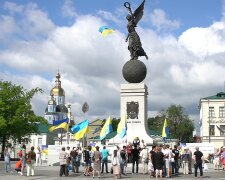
top-left (208, 100), bottom-right (211, 143)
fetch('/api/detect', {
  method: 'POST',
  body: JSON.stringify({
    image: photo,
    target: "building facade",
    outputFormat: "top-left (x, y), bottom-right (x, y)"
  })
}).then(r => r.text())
top-left (199, 92), bottom-right (225, 148)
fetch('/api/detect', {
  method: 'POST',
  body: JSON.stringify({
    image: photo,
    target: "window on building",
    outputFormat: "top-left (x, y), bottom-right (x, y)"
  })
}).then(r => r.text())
top-left (220, 125), bottom-right (225, 136)
top-left (209, 125), bottom-right (215, 136)
top-left (219, 107), bottom-right (225, 117)
top-left (209, 107), bottom-right (215, 117)
top-left (38, 138), bottom-right (42, 147)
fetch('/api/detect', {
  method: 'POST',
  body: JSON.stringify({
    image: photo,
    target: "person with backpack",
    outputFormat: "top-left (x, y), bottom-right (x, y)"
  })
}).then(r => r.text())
top-left (84, 146), bottom-right (92, 176)
top-left (26, 146), bottom-right (36, 176)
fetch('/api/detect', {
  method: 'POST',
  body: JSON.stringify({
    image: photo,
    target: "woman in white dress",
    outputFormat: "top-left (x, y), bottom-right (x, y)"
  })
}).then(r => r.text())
top-left (112, 149), bottom-right (121, 179)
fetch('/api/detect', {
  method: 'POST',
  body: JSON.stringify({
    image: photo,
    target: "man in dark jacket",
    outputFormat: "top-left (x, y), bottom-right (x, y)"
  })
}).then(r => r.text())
top-left (131, 145), bottom-right (140, 174)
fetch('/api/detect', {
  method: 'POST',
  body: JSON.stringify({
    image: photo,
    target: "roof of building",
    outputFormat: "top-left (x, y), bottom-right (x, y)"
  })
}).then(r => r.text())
top-left (202, 92), bottom-right (225, 100)
top-left (36, 123), bottom-right (49, 133)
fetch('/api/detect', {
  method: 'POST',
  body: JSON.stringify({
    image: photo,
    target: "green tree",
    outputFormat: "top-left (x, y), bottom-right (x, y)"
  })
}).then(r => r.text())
top-left (0, 81), bottom-right (47, 157)
top-left (148, 104), bottom-right (194, 143)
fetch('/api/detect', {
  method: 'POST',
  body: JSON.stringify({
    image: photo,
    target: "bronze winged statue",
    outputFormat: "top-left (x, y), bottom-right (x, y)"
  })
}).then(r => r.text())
top-left (124, 0), bottom-right (148, 60)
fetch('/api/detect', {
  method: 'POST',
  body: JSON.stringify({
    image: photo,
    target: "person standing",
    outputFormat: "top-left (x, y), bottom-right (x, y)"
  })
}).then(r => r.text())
top-left (112, 149), bottom-right (121, 179)
top-left (26, 146), bottom-right (36, 177)
top-left (35, 146), bottom-right (42, 167)
top-left (19, 144), bottom-right (26, 176)
top-left (120, 146), bottom-right (128, 175)
top-left (70, 147), bottom-right (77, 173)
top-left (92, 146), bottom-right (102, 178)
top-left (213, 148), bottom-right (220, 170)
top-left (4, 147), bottom-right (11, 173)
top-left (59, 147), bottom-right (68, 177)
top-left (154, 146), bottom-right (164, 178)
top-left (149, 145), bottom-right (156, 177)
top-left (193, 146), bottom-right (203, 178)
top-left (221, 147), bottom-right (225, 171)
top-left (83, 146), bottom-right (92, 176)
top-left (126, 142), bottom-right (132, 163)
top-left (101, 146), bottom-right (109, 173)
top-left (140, 145), bottom-right (149, 174)
top-left (172, 145), bottom-right (180, 175)
top-left (181, 147), bottom-right (190, 175)
top-left (131, 144), bottom-right (140, 174)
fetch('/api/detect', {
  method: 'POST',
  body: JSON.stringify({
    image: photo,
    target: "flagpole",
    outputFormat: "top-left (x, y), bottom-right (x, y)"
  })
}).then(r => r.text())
top-left (82, 102), bottom-right (89, 148)
top-left (67, 104), bottom-right (71, 145)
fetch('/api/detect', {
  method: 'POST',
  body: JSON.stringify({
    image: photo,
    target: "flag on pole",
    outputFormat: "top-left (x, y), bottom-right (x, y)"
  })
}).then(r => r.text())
top-left (98, 26), bottom-right (115, 37)
top-left (71, 119), bottom-right (89, 140)
top-left (100, 116), bottom-right (113, 140)
top-left (162, 118), bottom-right (169, 143)
top-left (49, 118), bottom-right (69, 132)
top-left (117, 114), bottom-right (127, 138)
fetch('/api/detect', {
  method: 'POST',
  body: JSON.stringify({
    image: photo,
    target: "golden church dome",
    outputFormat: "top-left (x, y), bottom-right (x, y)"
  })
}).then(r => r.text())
top-left (50, 72), bottom-right (65, 96)
top-left (48, 94), bottom-right (56, 105)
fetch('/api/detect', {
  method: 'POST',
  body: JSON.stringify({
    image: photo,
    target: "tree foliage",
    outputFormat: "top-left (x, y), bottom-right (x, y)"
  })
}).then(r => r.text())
top-left (148, 104), bottom-right (194, 143)
top-left (0, 81), bottom-right (47, 156)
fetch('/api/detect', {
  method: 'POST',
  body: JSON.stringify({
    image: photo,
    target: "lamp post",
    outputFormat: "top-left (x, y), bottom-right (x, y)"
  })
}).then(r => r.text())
top-left (208, 100), bottom-right (211, 143)
top-left (82, 102), bottom-right (89, 148)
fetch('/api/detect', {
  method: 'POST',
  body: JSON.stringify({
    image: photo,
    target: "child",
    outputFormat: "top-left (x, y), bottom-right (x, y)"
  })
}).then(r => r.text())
top-left (15, 160), bottom-right (22, 173)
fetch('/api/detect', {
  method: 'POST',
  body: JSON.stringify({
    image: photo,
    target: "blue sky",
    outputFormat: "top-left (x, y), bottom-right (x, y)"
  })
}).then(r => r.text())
top-left (0, 0), bottom-right (225, 132)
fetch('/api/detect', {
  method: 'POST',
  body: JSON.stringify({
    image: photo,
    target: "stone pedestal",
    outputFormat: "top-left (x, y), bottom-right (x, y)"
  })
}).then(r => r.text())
top-left (120, 83), bottom-right (153, 145)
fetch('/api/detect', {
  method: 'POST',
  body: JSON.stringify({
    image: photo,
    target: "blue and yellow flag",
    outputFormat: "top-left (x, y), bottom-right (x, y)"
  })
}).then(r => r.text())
top-left (71, 119), bottom-right (89, 140)
top-left (99, 26), bottom-right (115, 37)
top-left (100, 116), bottom-right (113, 140)
top-left (49, 118), bottom-right (69, 132)
top-left (162, 118), bottom-right (169, 143)
top-left (117, 114), bottom-right (127, 139)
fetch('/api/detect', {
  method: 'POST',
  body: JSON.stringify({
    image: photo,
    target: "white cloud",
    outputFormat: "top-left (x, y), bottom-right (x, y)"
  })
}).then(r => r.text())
top-left (0, 15), bottom-right (18, 40)
top-left (179, 21), bottom-right (225, 57)
top-left (4, 1), bottom-right (24, 14)
top-left (61, 0), bottom-right (77, 18)
top-left (98, 10), bottom-right (123, 25)
top-left (1, 1), bottom-right (225, 128)
top-left (150, 9), bottom-right (180, 31)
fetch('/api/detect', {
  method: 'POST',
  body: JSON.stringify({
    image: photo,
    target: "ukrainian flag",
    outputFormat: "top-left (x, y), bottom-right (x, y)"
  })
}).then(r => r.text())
top-left (49, 118), bottom-right (69, 132)
top-left (99, 26), bottom-right (115, 37)
top-left (100, 116), bottom-right (113, 140)
top-left (162, 118), bottom-right (169, 143)
top-left (117, 114), bottom-right (127, 139)
top-left (71, 119), bottom-right (89, 140)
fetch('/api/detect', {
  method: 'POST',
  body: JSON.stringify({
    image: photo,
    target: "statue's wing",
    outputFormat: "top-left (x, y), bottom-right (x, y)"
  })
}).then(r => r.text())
top-left (133, 0), bottom-right (145, 25)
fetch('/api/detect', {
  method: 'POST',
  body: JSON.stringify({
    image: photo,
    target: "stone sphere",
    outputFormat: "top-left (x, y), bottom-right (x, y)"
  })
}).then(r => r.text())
top-left (122, 60), bottom-right (147, 83)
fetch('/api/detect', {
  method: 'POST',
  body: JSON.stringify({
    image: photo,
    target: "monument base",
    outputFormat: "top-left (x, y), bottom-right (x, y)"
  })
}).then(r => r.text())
top-left (109, 83), bottom-right (153, 145)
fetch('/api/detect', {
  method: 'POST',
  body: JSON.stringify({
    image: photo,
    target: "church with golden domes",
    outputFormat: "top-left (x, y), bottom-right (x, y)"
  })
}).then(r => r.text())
top-left (45, 72), bottom-right (71, 125)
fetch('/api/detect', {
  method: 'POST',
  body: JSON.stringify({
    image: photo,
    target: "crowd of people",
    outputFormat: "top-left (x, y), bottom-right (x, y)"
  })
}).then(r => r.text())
top-left (4, 144), bottom-right (42, 176)
top-left (57, 138), bottom-right (225, 179)
top-left (3, 139), bottom-right (225, 179)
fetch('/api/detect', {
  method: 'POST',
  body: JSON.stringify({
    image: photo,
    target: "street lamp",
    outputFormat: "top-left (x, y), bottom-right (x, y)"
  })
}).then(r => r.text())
top-left (208, 100), bottom-right (211, 143)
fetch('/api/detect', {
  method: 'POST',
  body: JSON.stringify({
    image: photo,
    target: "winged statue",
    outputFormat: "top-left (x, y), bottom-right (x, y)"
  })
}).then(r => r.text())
top-left (124, 0), bottom-right (148, 60)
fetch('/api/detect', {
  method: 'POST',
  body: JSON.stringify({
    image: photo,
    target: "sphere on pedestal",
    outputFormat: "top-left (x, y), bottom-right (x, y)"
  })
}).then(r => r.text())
top-left (122, 60), bottom-right (147, 83)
